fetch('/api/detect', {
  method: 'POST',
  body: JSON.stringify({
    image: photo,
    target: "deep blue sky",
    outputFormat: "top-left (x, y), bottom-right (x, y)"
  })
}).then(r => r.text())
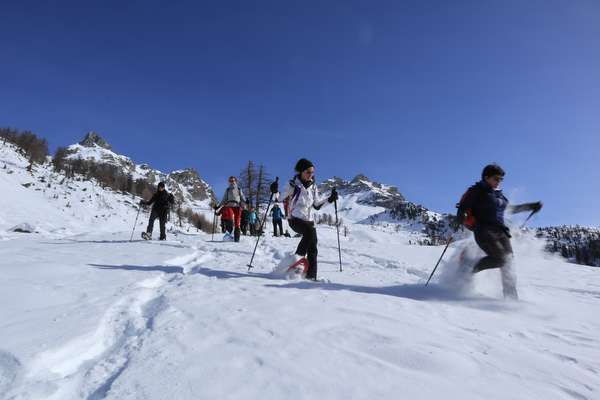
top-left (2, 1), bottom-right (598, 226)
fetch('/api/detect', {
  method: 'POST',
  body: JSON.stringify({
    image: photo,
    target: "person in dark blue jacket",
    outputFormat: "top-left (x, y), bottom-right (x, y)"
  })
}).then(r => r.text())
top-left (456, 164), bottom-right (542, 299)
top-left (271, 203), bottom-right (284, 237)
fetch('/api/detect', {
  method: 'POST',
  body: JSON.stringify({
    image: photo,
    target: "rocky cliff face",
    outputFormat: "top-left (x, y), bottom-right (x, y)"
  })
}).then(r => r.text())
top-left (79, 131), bottom-right (113, 150)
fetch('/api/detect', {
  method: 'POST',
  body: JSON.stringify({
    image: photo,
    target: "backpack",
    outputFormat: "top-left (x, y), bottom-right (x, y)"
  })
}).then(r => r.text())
top-left (282, 178), bottom-right (298, 218)
top-left (225, 186), bottom-right (242, 204)
top-left (456, 186), bottom-right (480, 231)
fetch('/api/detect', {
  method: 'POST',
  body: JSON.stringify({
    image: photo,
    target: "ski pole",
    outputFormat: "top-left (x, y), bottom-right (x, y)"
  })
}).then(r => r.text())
top-left (334, 193), bottom-right (343, 272)
top-left (247, 178), bottom-right (278, 271)
top-left (129, 204), bottom-right (142, 242)
top-left (211, 211), bottom-right (217, 241)
top-left (519, 210), bottom-right (538, 229)
top-left (425, 235), bottom-right (453, 286)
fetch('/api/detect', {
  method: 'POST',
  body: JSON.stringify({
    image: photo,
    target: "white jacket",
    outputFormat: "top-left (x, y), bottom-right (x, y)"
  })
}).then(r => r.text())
top-left (282, 176), bottom-right (329, 222)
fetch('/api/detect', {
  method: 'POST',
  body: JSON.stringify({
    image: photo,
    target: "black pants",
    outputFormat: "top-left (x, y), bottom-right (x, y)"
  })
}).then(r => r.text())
top-left (288, 218), bottom-right (318, 279)
top-left (223, 219), bottom-right (234, 234)
top-left (473, 225), bottom-right (517, 298)
top-left (147, 209), bottom-right (168, 240)
top-left (473, 226), bottom-right (513, 272)
top-left (273, 219), bottom-right (283, 237)
top-left (241, 221), bottom-right (248, 235)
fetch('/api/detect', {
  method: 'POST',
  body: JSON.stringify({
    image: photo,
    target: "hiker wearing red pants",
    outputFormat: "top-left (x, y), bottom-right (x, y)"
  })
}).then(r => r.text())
top-left (217, 176), bottom-right (246, 242)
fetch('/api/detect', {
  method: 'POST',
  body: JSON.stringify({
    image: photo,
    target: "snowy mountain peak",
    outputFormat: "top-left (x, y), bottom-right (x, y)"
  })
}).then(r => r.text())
top-left (79, 131), bottom-right (112, 150)
top-left (320, 174), bottom-right (405, 209)
top-left (62, 134), bottom-right (216, 209)
top-left (318, 174), bottom-right (452, 243)
top-left (350, 173), bottom-right (370, 184)
top-left (168, 168), bottom-right (216, 203)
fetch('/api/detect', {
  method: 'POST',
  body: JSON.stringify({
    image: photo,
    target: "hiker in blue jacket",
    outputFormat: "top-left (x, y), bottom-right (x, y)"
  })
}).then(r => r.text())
top-left (455, 164), bottom-right (542, 299)
top-left (248, 206), bottom-right (258, 236)
top-left (271, 203), bottom-right (284, 237)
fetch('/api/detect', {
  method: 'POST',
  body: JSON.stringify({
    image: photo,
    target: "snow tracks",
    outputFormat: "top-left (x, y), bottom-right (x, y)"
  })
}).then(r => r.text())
top-left (7, 274), bottom-right (178, 400)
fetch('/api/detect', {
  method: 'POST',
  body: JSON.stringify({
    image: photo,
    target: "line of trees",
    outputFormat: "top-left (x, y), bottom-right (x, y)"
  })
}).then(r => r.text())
top-left (238, 160), bottom-right (272, 208)
top-left (315, 213), bottom-right (344, 227)
top-left (1, 127), bottom-right (49, 165)
top-left (53, 153), bottom-right (157, 199)
top-left (538, 226), bottom-right (600, 267)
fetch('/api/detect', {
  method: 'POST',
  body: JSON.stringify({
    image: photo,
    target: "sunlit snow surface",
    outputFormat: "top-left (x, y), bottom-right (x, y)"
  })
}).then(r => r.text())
top-left (1, 144), bottom-right (599, 400)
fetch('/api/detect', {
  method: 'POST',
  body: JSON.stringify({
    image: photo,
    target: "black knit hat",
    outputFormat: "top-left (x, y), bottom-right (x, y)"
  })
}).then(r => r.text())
top-left (295, 158), bottom-right (314, 173)
top-left (481, 164), bottom-right (505, 180)
top-left (157, 181), bottom-right (166, 189)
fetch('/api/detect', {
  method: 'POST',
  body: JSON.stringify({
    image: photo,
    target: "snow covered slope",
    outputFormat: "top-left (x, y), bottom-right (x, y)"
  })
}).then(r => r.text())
top-left (2, 142), bottom-right (599, 400)
top-left (0, 141), bottom-right (212, 238)
top-left (0, 142), bottom-right (142, 236)
top-left (1, 225), bottom-right (599, 400)
top-left (65, 132), bottom-right (216, 208)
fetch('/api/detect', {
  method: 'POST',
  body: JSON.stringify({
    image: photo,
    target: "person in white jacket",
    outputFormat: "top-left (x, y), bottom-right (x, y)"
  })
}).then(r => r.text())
top-left (281, 158), bottom-right (338, 280)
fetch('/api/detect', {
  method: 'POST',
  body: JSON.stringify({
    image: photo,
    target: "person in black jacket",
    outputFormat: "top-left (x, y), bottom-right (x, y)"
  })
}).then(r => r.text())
top-left (240, 201), bottom-right (250, 235)
top-left (456, 164), bottom-right (542, 299)
top-left (141, 181), bottom-right (175, 240)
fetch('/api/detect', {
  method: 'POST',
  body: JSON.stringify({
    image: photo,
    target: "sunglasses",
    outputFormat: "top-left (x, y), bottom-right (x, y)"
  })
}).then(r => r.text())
top-left (491, 176), bottom-right (504, 182)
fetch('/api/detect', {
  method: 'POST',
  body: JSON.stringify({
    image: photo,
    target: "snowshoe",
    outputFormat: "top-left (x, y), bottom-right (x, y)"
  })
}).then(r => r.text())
top-left (286, 257), bottom-right (309, 280)
top-left (272, 253), bottom-right (308, 280)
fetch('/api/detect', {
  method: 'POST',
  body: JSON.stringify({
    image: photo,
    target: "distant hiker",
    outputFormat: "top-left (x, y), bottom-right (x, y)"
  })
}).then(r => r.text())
top-left (140, 181), bottom-right (175, 241)
top-left (219, 206), bottom-right (235, 238)
top-left (281, 158), bottom-right (338, 280)
top-left (217, 176), bottom-right (246, 242)
top-left (240, 202), bottom-right (250, 235)
top-left (271, 203), bottom-right (284, 237)
top-left (248, 206), bottom-right (258, 236)
top-left (455, 163), bottom-right (543, 299)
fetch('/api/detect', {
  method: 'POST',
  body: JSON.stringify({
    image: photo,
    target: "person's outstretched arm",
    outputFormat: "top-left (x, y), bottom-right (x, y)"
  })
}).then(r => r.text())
top-left (509, 201), bottom-right (543, 214)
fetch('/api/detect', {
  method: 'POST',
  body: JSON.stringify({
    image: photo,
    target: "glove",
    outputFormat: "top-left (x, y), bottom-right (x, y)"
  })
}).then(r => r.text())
top-left (270, 177), bottom-right (279, 194)
top-left (328, 188), bottom-right (338, 203)
top-left (531, 201), bottom-right (543, 213)
top-left (139, 200), bottom-right (146, 206)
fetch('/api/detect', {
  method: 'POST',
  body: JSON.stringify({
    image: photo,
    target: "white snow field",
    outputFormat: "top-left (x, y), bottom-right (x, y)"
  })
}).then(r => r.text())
top-left (1, 143), bottom-right (599, 400)
top-left (1, 226), bottom-right (599, 400)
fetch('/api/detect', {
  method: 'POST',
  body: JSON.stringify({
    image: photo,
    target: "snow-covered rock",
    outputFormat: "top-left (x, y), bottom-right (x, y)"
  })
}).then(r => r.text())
top-left (8, 223), bottom-right (37, 233)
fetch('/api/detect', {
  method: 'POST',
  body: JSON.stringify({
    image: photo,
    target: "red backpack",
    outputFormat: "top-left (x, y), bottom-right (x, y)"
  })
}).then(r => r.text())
top-left (456, 187), bottom-right (479, 231)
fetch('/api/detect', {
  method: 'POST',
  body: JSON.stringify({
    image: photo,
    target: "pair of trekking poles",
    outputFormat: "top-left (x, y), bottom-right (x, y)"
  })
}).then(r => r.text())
top-left (425, 209), bottom-right (540, 286)
top-left (246, 178), bottom-right (344, 273)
